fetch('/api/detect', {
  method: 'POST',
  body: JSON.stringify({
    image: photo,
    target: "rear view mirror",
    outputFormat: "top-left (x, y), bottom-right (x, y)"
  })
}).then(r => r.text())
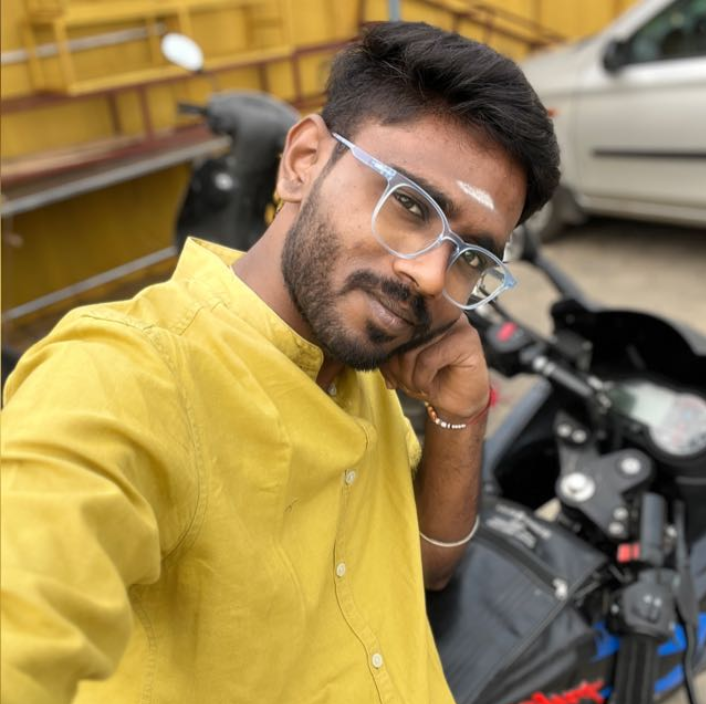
top-left (161, 33), bottom-right (204, 72)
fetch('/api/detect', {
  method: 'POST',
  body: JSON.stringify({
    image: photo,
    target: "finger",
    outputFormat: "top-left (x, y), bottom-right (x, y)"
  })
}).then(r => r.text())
top-left (379, 357), bottom-right (401, 390)
top-left (382, 357), bottom-right (428, 400)
top-left (391, 318), bottom-right (464, 390)
top-left (410, 322), bottom-right (482, 392)
top-left (415, 342), bottom-right (489, 419)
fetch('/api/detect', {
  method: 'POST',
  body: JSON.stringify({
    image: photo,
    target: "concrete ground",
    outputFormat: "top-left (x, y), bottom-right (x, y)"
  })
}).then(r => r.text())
top-left (490, 217), bottom-right (706, 703)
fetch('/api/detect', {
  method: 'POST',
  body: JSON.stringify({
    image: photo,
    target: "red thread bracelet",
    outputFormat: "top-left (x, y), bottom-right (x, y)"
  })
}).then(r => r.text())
top-left (424, 386), bottom-right (495, 430)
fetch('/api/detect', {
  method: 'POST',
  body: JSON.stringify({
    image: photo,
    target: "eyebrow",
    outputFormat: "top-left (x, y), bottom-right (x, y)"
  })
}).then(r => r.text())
top-left (391, 163), bottom-right (459, 218)
top-left (390, 162), bottom-right (506, 259)
top-left (464, 233), bottom-right (505, 260)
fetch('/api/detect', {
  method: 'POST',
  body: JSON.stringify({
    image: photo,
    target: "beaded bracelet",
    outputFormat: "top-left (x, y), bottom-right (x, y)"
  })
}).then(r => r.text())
top-left (424, 387), bottom-right (494, 430)
top-left (420, 515), bottom-right (481, 548)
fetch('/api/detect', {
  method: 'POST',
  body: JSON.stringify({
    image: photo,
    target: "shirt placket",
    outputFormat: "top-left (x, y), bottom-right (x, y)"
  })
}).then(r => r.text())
top-left (332, 438), bottom-right (400, 704)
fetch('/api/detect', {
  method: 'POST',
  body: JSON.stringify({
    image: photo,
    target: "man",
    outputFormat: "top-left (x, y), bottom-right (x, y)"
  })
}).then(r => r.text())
top-left (1, 21), bottom-right (559, 704)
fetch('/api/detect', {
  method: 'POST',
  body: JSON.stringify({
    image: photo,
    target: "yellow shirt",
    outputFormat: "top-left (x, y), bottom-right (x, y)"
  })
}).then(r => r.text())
top-left (1, 239), bottom-right (454, 704)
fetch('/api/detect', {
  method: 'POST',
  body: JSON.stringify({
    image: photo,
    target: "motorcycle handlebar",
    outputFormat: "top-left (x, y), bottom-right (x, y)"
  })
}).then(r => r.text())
top-left (177, 102), bottom-right (208, 116)
top-left (528, 354), bottom-right (598, 401)
top-left (533, 252), bottom-right (588, 305)
top-left (476, 312), bottom-right (611, 410)
top-left (609, 633), bottom-right (660, 704)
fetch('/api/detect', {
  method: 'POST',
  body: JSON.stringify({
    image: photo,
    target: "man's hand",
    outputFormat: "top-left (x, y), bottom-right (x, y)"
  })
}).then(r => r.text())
top-left (379, 315), bottom-right (490, 422)
top-left (381, 315), bottom-right (490, 590)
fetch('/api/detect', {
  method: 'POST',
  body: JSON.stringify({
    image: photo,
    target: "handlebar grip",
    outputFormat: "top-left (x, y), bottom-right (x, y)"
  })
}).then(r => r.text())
top-left (177, 102), bottom-right (207, 116)
top-left (610, 633), bottom-right (658, 704)
top-left (531, 356), bottom-right (595, 400)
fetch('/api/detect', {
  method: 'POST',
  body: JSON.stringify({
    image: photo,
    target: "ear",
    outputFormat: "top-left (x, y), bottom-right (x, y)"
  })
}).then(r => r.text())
top-left (276, 114), bottom-right (332, 204)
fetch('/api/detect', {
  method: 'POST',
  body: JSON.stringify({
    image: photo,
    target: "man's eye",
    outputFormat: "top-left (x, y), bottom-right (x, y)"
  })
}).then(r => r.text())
top-left (461, 251), bottom-right (482, 269)
top-left (394, 192), bottom-right (425, 218)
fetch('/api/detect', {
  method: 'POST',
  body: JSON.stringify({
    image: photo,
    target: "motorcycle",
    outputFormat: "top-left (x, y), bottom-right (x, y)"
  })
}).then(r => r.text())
top-left (161, 33), bottom-right (298, 253)
top-left (0, 37), bottom-right (297, 390)
top-left (426, 227), bottom-right (706, 704)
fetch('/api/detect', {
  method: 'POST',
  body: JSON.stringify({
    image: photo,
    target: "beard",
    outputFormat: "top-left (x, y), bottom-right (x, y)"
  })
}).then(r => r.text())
top-left (281, 178), bottom-right (450, 371)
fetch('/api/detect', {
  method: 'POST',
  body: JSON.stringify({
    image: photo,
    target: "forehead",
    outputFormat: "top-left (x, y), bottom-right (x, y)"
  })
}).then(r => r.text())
top-left (346, 116), bottom-right (527, 248)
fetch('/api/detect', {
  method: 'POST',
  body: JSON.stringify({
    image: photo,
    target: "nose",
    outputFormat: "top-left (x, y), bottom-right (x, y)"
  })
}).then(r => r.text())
top-left (391, 241), bottom-right (452, 300)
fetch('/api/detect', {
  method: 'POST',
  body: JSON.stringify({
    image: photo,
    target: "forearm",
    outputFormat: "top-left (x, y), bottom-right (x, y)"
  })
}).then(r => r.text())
top-left (1, 317), bottom-right (192, 703)
top-left (414, 414), bottom-right (486, 590)
top-left (379, 316), bottom-right (490, 589)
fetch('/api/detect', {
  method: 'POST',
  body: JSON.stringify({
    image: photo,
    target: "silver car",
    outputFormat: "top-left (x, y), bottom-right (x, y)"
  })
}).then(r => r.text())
top-left (520, 0), bottom-right (706, 240)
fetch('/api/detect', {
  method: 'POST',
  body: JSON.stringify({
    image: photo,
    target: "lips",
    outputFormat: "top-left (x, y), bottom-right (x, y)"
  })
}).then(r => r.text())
top-left (367, 293), bottom-right (415, 333)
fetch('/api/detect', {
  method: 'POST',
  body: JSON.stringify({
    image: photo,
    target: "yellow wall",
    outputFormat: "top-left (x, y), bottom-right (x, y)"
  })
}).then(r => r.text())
top-left (2, 166), bottom-right (190, 310)
top-left (1, 0), bottom-right (640, 162)
top-left (1, 0), bottom-right (638, 331)
top-left (364, 0), bottom-right (638, 45)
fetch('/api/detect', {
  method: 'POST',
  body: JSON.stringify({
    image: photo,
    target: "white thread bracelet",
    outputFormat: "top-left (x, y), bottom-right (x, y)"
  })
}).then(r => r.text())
top-left (419, 515), bottom-right (480, 548)
top-left (424, 388), bottom-right (493, 431)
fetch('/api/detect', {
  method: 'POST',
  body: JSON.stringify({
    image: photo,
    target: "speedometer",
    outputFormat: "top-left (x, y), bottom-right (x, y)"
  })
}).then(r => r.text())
top-left (608, 380), bottom-right (706, 459)
top-left (649, 393), bottom-right (706, 458)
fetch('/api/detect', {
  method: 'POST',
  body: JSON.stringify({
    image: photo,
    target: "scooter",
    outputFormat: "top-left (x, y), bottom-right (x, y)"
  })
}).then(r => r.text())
top-left (427, 228), bottom-right (706, 704)
top-left (161, 34), bottom-right (298, 253)
top-left (1, 38), bottom-right (297, 389)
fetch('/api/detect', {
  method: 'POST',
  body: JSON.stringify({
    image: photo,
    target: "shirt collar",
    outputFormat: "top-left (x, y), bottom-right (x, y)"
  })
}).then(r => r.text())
top-left (173, 237), bottom-right (325, 380)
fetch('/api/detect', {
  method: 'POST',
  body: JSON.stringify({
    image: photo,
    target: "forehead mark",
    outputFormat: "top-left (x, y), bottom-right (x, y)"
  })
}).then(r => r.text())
top-left (456, 180), bottom-right (496, 212)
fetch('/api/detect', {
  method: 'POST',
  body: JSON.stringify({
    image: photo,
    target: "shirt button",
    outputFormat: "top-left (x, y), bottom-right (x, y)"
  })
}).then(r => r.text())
top-left (328, 383), bottom-right (337, 397)
top-left (345, 470), bottom-right (357, 485)
top-left (371, 652), bottom-right (384, 669)
top-left (336, 562), bottom-right (347, 577)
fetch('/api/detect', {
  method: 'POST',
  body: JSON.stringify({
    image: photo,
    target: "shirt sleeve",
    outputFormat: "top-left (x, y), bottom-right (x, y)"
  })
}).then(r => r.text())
top-left (404, 414), bottom-right (422, 475)
top-left (1, 312), bottom-right (199, 704)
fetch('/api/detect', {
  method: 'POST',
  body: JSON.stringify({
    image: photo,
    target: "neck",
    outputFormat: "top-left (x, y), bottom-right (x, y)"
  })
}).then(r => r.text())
top-left (231, 210), bottom-right (346, 391)
top-left (231, 208), bottom-right (303, 333)
top-left (315, 357), bottom-right (345, 391)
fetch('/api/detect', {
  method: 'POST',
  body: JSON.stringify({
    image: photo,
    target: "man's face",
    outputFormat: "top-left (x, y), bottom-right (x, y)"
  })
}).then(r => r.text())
top-left (281, 115), bottom-right (526, 371)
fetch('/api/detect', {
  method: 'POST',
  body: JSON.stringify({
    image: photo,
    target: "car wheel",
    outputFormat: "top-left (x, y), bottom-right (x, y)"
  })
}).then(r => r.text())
top-left (523, 195), bottom-right (565, 242)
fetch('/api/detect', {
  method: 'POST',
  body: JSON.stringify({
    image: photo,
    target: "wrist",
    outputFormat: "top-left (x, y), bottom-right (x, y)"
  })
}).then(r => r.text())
top-left (424, 386), bottom-right (495, 431)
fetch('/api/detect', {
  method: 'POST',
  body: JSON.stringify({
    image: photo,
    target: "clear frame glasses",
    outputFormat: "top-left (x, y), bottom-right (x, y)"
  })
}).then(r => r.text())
top-left (332, 132), bottom-right (517, 310)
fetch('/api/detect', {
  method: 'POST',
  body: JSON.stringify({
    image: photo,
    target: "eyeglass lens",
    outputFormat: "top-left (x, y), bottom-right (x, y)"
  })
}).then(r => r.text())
top-left (374, 184), bottom-right (506, 308)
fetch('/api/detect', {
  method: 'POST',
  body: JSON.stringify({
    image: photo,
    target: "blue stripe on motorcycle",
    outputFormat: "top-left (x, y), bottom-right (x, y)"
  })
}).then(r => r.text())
top-left (591, 621), bottom-right (620, 661)
top-left (658, 626), bottom-right (687, 657)
top-left (593, 614), bottom-right (706, 696)
top-left (593, 613), bottom-right (706, 663)
top-left (658, 613), bottom-right (706, 657)
top-left (655, 665), bottom-right (684, 694)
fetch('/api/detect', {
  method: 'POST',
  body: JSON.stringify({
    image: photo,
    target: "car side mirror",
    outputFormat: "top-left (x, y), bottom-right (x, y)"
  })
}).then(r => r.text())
top-left (602, 39), bottom-right (629, 73)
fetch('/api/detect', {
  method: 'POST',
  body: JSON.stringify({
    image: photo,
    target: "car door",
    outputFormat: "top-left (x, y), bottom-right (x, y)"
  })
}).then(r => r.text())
top-left (573, 0), bottom-right (706, 224)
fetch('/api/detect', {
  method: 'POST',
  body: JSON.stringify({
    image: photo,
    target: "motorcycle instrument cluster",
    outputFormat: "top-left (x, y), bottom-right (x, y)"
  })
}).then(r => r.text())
top-left (608, 379), bottom-right (706, 459)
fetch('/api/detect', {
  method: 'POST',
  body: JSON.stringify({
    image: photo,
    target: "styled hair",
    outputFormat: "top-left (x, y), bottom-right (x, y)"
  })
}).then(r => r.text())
top-left (321, 21), bottom-right (560, 223)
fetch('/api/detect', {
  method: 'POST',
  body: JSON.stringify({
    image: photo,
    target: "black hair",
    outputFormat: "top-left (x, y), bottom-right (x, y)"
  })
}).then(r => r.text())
top-left (321, 21), bottom-right (560, 223)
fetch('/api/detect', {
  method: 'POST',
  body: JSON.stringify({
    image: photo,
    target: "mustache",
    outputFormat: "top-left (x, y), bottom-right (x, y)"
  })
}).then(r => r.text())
top-left (339, 270), bottom-right (431, 329)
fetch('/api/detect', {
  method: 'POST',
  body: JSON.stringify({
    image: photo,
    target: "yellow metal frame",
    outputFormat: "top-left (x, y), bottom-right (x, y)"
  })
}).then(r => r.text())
top-left (22, 0), bottom-right (294, 95)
